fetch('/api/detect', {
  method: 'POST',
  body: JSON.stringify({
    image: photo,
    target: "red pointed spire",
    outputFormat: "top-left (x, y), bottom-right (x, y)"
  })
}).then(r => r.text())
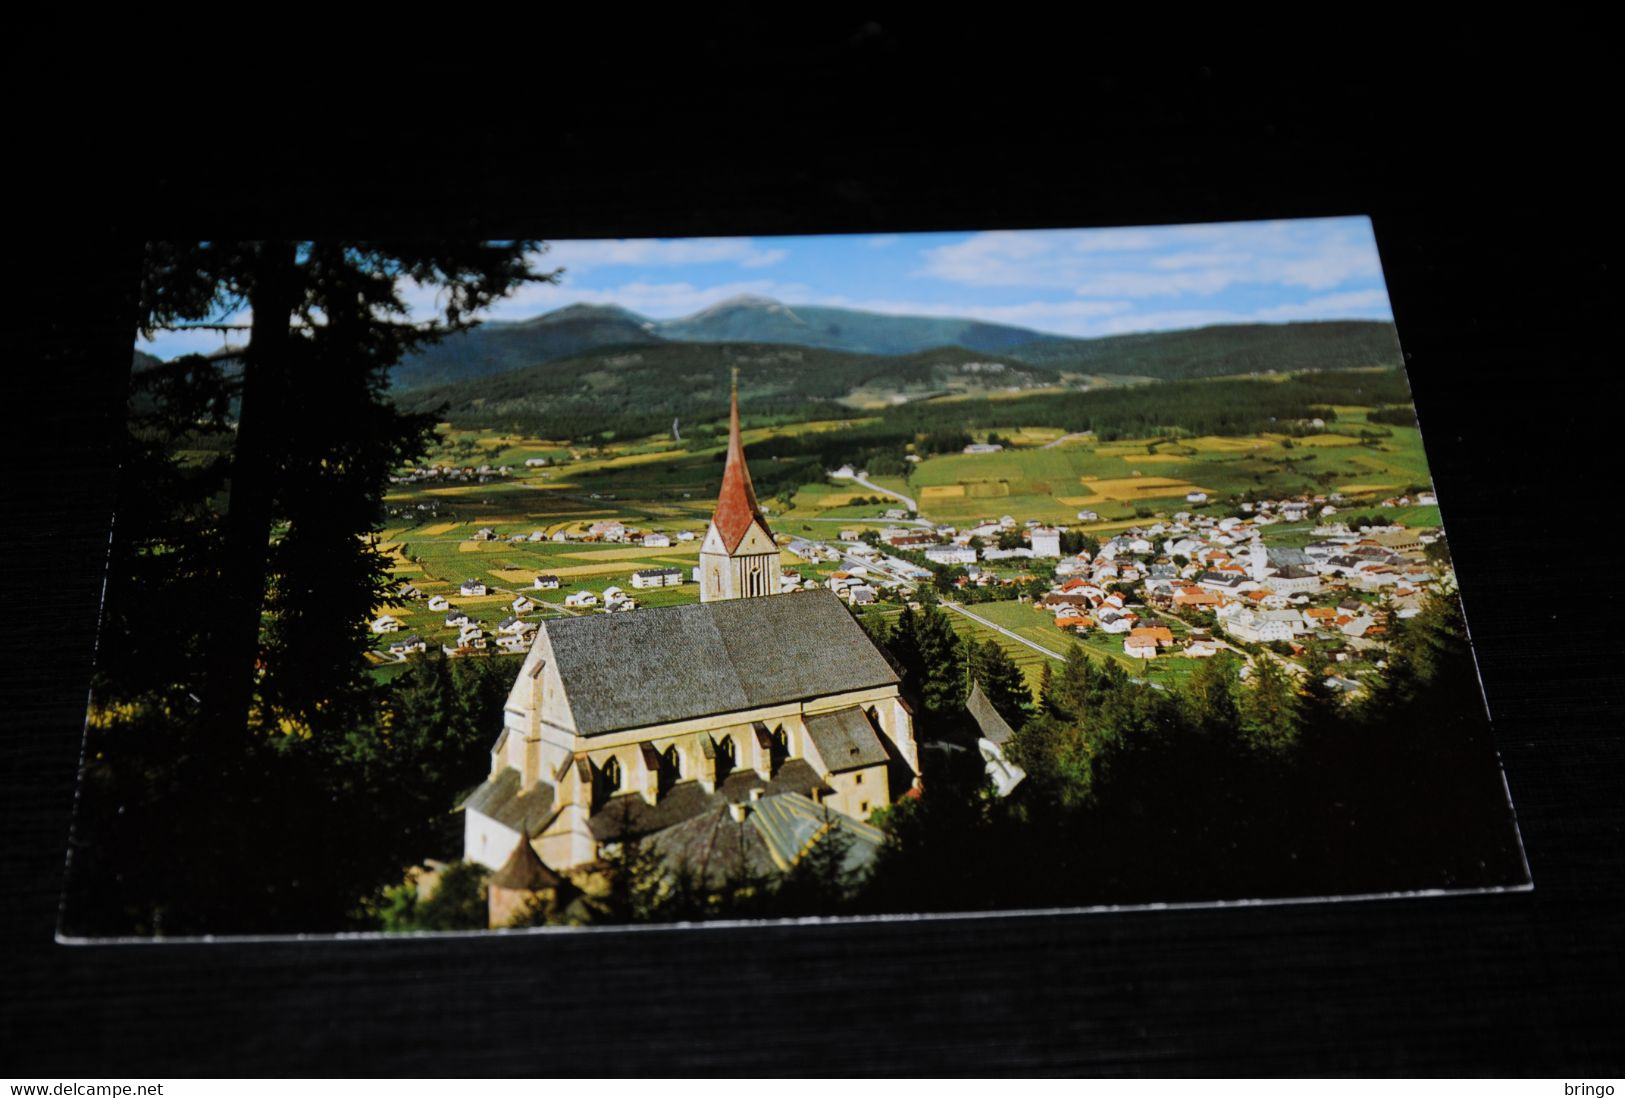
top-left (711, 370), bottom-right (770, 553)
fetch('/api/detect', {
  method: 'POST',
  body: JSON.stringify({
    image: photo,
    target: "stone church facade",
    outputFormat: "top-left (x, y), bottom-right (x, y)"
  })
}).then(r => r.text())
top-left (463, 388), bottom-right (918, 878)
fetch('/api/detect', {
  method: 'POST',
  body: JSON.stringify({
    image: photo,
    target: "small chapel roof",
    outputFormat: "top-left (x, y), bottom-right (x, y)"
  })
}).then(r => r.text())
top-left (461, 767), bottom-right (557, 836)
top-left (710, 378), bottom-right (772, 553)
top-left (804, 707), bottom-right (890, 772)
top-left (966, 682), bottom-right (1016, 747)
top-left (543, 589), bottom-right (899, 736)
top-left (490, 835), bottom-right (562, 892)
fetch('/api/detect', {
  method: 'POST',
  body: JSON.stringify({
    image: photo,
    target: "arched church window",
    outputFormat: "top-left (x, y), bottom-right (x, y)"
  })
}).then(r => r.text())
top-left (718, 735), bottom-right (737, 764)
top-left (771, 726), bottom-right (789, 766)
top-left (662, 744), bottom-right (682, 779)
top-left (602, 756), bottom-right (621, 790)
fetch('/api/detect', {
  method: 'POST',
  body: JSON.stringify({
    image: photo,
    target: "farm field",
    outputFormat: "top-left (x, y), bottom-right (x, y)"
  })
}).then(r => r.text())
top-left (903, 416), bottom-right (1434, 526)
top-left (373, 400), bottom-right (1438, 679)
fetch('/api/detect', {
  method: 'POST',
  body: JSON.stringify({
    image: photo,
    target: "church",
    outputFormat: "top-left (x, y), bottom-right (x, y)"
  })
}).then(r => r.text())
top-left (463, 383), bottom-right (920, 885)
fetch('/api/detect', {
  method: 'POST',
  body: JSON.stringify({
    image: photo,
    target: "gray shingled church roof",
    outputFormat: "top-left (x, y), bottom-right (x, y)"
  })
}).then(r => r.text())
top-left (804, 707), bottom-right (890, 772)
top-left (543, 590), bottom-right (899, 736)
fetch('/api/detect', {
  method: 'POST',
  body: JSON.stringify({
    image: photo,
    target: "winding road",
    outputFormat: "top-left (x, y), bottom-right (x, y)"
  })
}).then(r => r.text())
top-left (829, 469), bottom-right (918, 514)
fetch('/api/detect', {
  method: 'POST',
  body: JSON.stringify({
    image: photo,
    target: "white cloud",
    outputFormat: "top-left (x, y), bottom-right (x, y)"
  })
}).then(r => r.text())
top-left (1253, 289), bottom-right (1393, 321)
top-left (917, 217), bottom-right (1383, 299)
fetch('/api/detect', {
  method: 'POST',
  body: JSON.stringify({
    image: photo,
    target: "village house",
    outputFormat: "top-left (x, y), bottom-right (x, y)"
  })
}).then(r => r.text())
top-left (460, 579), bottom-right (488, 597)
top-left (631, 567), bottom-right (684, 589)
top-left (371, 614), bottom-right (403, 634)
top-left (387, 634), bottom-right (426, 658)
top-left (533, 575), bottom-right (561, 590)
top-left (427, 595), bottom-right (450, 612)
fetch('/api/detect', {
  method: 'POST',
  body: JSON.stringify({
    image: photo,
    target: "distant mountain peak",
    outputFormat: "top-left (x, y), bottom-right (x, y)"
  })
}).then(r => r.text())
top-left (516, 302), bottom-right (648, 327)
top-left (686, 293), bottom-right (799, 320)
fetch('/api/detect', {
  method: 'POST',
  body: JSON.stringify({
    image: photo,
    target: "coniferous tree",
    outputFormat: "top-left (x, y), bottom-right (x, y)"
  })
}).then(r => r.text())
top-left (1239, 655), bottom-right (1302, 753)
top-left (134, 241), bottom-right (554, 738)
top-left (969, 639), bottom-right (1034, 729)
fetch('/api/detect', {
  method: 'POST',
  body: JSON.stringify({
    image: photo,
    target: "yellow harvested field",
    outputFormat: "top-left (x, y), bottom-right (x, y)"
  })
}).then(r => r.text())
top-left (566, 546), bottom-right (700, 562)
top-left (963, 480), bottom-right (1010, 499)
top-left (489, 568), bottom-right (539, 584)
top-left (418, 522), bottom-right (459, 537)
top-left (1081, 476), bottom-right (1214, 501)
top-left (456, 542), bottom-right (483, 552)
top-left (1295, 433), bottom-right (1361, 448)
top-left (1133, 454), bottom-right (1185, 463)
top-left (1337, 483), bottom-right (1400, 494)
top-left (588, 449), bottom-right (689, 469)
top-left (1184, 436), bottom-right (1270, 453)
top-left (919, 484), bottom-right (967, 500)
top-left (455, 593), bottom-right (512, 605)
top-left (1055, 495), bottom-right (1103, 506)
top-left (547, 562), bottom-right (652, 579)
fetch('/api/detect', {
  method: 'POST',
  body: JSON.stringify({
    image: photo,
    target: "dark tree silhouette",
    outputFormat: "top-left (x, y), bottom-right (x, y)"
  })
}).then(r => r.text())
top-left (135, 241), bottom-right (555, 737)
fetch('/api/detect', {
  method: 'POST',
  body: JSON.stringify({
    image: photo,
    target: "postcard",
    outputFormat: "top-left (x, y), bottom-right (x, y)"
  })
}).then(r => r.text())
top-left (62, 217), bottom-right (1530, 939)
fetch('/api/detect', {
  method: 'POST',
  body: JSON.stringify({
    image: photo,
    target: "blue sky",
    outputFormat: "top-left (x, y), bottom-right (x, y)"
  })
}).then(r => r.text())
top-left (140, 216), bottom-right (1393, 359)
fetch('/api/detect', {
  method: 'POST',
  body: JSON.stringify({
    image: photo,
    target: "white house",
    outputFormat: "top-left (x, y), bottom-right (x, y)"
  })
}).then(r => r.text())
top-left (1124, 635), bottom-right (1159, 659)
top-left (533, 575), bottom-right (561, 590)
top-left (924, 545), bottom-right (977, 566)
top-left (387, 634), bottom-right (426, 657)
top-left (460, 579), bottom-right (487, 597)
top-left (563, 591), bottom-right (599, 609)
top-left (631, 567), bottom-right (684, 589)
top-left (427, 595), bottom-right (450, 612)
top-left (642, 533), bottom-right (672, 548)
top-left (370, 614), bottom-right (403, 634)
top-left (511, 595), bottom-right (536, 614)
top-left (1030, 528), bottom-right (1062, 558)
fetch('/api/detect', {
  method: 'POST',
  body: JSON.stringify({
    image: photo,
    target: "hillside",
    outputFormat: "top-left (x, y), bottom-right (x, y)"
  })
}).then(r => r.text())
top-left (389, 303), bottom-right (663, 390)
top-left (653, 294), bottom-right (1070, 356)
top-left (1003, 320), bottom-right (1402, 380)
top-left (392, 341), bottom-right (1062, 439)
top-left (387, 296), bottom-right (1401, 394)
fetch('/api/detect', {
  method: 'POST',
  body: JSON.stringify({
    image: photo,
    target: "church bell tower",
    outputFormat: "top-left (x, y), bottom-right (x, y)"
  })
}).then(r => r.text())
top-left (699, 373), bottom-right (782, 602)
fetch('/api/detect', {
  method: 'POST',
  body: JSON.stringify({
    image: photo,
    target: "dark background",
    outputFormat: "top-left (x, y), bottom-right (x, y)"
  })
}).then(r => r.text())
top-left (8, 26), bottom-right (1619, 1076)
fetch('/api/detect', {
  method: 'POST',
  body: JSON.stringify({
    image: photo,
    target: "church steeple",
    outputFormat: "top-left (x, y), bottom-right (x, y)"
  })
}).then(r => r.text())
top-left (699, 370), bottom-right (782, 602)
top-left (710, 369), bottom-right (771, 553)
